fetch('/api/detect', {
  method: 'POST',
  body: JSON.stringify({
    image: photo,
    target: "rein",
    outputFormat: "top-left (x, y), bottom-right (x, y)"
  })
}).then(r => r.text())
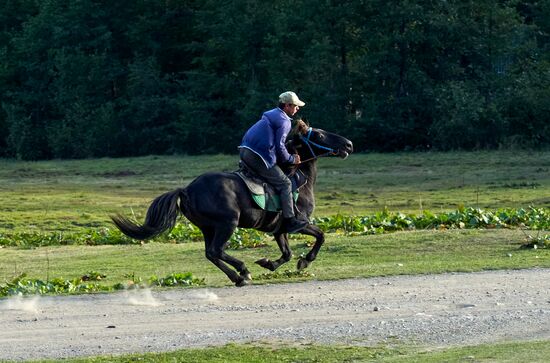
top-left (298, 127), bottom-right (337, 164)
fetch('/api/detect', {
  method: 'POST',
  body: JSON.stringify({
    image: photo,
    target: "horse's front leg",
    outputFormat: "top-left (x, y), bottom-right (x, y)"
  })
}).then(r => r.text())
top-left (296, 224), bottom-right (324, 270)
top-left (255, 232), bottom-right (292, 271)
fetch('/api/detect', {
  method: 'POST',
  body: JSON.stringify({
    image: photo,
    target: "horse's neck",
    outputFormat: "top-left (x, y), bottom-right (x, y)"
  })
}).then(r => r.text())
top-left (299, 160), bottom-right (317, 191)
top-left (295, 160), bottom-right (317, 217)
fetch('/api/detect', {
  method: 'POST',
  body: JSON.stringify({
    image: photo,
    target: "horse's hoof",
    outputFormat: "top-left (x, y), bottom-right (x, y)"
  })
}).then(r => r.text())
top-left (242, 273), bottom-right (252, 281)
top-left (255, 258), bottom-right (269, 266)
top-left (297, 258), bottom-right (310, 270)
top-left (255, 258), bottom-right (276, 271)
top-left (235, 278), bottom-right (250, 287)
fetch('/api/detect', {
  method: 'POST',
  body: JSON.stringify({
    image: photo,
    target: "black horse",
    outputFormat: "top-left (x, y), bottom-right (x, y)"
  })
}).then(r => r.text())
top-left (111, 121), bottom-right (353, 286)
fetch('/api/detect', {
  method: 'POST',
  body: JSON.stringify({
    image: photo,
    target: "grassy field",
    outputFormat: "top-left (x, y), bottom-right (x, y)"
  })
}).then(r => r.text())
top-left (49, 340), bottom-right (550, 363)
top-left (1, 229), bottom-right (548, 288)
top-left (0, 151), bottom-right (548, 234)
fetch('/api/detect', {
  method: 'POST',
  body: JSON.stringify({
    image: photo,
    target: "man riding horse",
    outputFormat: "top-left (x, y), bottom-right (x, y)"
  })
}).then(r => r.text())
top-left (239, 91), bottom-right (310, 234)
top-left (111, 91), bottom-right (353, 286)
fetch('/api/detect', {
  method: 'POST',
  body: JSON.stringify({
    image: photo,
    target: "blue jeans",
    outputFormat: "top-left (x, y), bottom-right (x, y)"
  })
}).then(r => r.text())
top-left (239, 148), bottom-right (294, 218)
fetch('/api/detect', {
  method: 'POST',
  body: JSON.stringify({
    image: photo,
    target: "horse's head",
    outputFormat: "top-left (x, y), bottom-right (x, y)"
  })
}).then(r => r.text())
top-left (288, 119), bottom-right (354, 162)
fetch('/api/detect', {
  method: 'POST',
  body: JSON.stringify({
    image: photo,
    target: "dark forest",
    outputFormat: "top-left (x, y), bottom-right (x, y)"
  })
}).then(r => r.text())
top-left (1, 0), bottom-right (548, 160)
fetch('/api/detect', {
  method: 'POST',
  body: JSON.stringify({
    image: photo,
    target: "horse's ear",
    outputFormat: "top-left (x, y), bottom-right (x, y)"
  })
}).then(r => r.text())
top-left (294, 118), bottom-right (309, 135)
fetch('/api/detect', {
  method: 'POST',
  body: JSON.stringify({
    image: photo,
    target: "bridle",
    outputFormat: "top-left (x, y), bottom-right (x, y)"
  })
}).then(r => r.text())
top-left (298, 127), bottom-right (338, 164)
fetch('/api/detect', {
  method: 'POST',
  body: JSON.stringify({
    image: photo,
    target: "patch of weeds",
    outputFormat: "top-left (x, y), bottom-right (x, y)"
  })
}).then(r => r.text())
top-left (0, 207), bottom-right (548, 248)
top-left (228, 228), bottom-right (268, 249)
top-left (81, 271), bottom-right (107, 281)
top-left (314, 206), bottom-right (550, 234)
top-left (168, 223), bottom-right (267, 249)
top-left (520, 230), bottom-right (550, 249)
top-left (0, 273), bottom-right (110, 296)
top-left (149, 272), bottom-right (205, 287)
top-left (0, 271), bottom-right (205, 297)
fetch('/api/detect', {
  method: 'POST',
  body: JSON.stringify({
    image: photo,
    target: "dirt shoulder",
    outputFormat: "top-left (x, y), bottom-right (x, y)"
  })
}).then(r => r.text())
top-left (1, 268), bottom-right (549, 361)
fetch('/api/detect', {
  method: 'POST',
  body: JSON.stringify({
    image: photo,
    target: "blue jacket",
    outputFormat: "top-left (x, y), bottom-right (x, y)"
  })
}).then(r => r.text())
top-left (239, 107), bottom-right (294, 168)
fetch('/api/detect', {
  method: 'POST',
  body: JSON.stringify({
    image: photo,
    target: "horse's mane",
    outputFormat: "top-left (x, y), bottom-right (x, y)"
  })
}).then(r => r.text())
top-left (285, 118), bottom-right (309, 156)
top-left (280, 118), bottom-right (312, 175)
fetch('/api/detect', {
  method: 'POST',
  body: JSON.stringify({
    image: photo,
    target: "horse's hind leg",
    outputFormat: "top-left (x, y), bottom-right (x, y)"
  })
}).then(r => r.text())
top-left (255, 232), bottom-right (292, 271)
top-left (203, 227), bottom-right (240, 285)
top-left (204, 225), bottom-right (251, 287)
top-left (220, 250), bottom-right (252, 282)
top-left (296, 224), bottom-right (325, 270)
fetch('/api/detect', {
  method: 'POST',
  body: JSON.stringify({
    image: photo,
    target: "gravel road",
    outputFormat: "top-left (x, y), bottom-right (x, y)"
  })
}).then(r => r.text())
top-left (1, 268), bottom-right (549, 361)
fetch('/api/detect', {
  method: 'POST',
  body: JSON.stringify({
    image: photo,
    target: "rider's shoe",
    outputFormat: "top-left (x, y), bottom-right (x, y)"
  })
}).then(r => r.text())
top-left (284, 217), bottom-right (308, 233)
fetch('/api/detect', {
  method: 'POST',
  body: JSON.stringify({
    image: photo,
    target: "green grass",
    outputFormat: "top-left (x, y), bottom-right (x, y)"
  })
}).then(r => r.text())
top-left (0, 154), bottom-right (235, 234)
top-left (1, 229), bottom-right (548, 289)
top-left (0, 151), bottom-right (548, 234)
top-left (36, 340), bottom-right (550, 362)
top-left (315, 150), bottom-right (550, 216)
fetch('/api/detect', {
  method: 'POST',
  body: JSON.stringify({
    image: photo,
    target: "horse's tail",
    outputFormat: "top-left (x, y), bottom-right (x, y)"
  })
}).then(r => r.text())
top-left (111, 188), bottom-right (185, 240)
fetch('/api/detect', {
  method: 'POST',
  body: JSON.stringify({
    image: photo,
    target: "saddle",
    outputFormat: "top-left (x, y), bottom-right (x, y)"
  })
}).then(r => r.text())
top-left (235, 161), bottom-right (308, 212)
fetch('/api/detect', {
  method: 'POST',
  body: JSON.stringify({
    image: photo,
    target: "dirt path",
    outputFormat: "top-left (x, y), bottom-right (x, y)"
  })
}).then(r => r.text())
top-left (1, 268), bottom-right (549, 361)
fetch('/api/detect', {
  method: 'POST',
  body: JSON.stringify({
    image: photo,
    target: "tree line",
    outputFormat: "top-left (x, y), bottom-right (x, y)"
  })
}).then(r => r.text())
top-left (0, 0), bottom-right (548, 160)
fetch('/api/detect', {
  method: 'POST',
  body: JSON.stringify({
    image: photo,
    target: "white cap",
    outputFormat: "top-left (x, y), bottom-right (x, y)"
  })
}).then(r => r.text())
top-left (279, 91), bottom-right (305, 107)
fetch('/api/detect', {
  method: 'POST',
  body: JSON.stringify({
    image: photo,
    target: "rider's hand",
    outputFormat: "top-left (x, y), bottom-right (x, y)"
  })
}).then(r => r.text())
top-left (293, 154), bottom-right (301, 164)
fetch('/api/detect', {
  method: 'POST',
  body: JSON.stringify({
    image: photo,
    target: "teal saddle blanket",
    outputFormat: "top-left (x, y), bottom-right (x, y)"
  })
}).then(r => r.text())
top-left (235, 168), bottom-right (308, 212)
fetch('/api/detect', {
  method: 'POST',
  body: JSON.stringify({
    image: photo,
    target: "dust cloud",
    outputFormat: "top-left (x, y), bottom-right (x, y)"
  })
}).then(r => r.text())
top-left (1, 294), bottom-right (40, 313)
top-left (125, 287), bottom-right (162, 307)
